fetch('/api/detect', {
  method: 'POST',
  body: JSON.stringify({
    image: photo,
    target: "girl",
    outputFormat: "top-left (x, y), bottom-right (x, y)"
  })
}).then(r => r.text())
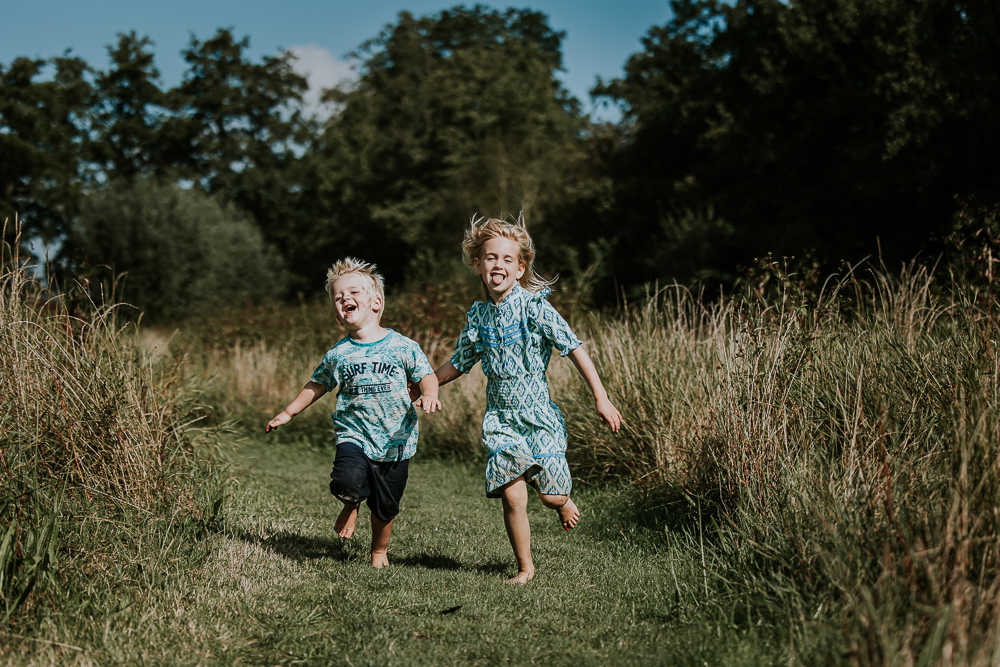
top-left (432, 216), bottom-right (622, 584)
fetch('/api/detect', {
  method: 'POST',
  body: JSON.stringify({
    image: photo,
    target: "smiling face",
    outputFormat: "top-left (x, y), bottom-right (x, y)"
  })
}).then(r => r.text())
top-left (473, 236), bottom-right (526, 303)
top-left (331, 273), bottom-right (382, 330)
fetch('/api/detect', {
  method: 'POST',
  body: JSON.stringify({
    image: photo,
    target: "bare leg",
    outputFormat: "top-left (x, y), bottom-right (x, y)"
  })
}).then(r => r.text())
top-left (539, 494), bottom-right (580, 530)
top-left (334, 502), bottom-right (360, 539)
top-left (500, 477), bottom-right (534, 584)
top-left (370, 515), bottom-right (393, 568)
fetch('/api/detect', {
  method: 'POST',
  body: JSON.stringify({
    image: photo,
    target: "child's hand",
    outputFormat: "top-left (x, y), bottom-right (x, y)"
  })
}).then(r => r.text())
top-left (266, 411), bottom-right (291, 433)
top-left (407, 380), bottom-right (422, 403)
top-left (595, 397), bottom-right (623, 432)
top-left (414, 395), bottom-right (442, 414)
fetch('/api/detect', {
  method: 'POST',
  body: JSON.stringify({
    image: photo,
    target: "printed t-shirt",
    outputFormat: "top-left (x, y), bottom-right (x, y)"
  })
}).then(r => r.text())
top-left (310, 330), bottom-right (434, 462)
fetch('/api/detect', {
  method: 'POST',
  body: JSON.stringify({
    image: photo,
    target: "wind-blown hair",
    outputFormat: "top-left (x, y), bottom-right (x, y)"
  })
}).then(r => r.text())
top-left (461, 213), bottom-right (555, 295)
top-left (326, 257), bottom-right (386, 315)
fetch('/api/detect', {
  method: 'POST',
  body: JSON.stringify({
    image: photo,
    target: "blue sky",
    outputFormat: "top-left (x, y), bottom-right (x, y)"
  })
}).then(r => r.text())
top-left (1, 0), bottom-right (673, 121)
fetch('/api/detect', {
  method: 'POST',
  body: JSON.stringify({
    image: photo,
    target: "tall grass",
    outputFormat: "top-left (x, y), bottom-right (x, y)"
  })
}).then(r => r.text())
top-left (557, 263), bottom-right (1000, 664)
top-left (166, 258), bottom-right (1000, 661)
top-left (0, 243), bottom-right (221, 637)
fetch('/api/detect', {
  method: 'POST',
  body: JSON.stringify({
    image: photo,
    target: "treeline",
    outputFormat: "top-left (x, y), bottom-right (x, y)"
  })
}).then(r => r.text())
top-left (2, 0), bottom-right (999, 317)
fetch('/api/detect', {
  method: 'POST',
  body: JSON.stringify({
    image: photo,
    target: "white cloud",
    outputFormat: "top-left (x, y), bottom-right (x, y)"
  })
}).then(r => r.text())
top-left (288, 44), bottom-right (356, 117)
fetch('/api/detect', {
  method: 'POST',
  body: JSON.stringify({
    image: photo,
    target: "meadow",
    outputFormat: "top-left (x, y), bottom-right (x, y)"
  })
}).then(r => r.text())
top-left (2, 250), bottom-right (999, 665)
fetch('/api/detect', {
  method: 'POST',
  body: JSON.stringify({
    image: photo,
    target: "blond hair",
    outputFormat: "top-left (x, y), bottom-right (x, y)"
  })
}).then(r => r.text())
top-left (326, 257), bottom-right (386, 315)
top-left (462, 213), bottom-right (555, 295)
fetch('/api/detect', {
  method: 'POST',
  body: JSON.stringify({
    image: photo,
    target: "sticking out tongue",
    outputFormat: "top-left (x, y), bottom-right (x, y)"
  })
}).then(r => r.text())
top-left (492, 274), bottom-right (504, 286)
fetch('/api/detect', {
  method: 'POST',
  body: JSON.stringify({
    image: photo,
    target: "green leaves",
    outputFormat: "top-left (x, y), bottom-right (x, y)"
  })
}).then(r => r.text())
top-left (306, 6), bottom-right (586, 284)
top-left (0, 55), bottom-right (92, 247)
top-left (597, 0), bottom-right (1000, 286)
top-left (72, 178), bottom-right (288, 321)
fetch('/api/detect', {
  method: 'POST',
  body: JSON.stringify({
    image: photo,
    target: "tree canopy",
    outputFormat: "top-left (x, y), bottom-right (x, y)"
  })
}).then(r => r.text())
top-left (3, 3), bottom-right (1000, 318)
top-left (596, 0), bottom-right (1000, 286)
top-left (301, 5), bottom-right (587, 284)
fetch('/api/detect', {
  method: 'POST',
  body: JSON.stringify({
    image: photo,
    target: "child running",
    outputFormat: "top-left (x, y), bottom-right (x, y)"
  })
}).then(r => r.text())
top-left (431, 216), bottom-right (623, 584)
top-left (267, 258), bottom-right (441, 568)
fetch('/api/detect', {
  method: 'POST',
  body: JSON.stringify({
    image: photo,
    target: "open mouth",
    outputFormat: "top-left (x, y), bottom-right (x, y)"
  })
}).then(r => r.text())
top-left (491, 273), bottom-right (505, 286)
top-left (344, 304), bottom-right (357, 314)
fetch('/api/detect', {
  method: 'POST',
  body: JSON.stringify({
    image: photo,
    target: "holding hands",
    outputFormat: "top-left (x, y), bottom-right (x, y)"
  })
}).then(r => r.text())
top-left (414, 394), bottom-right (441, 414)
top-left (411, 373), bottom-right (443, 414)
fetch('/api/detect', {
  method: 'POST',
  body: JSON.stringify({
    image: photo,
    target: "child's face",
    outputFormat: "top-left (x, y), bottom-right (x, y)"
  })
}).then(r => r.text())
top-left (473, 237), bottom-right (525, 303)
top-left (331, 274), bottom-right (382, 330)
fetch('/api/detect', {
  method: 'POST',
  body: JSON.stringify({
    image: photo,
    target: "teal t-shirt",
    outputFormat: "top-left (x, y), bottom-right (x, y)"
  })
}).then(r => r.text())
top-left (310, 330), bottom-right (434, 461)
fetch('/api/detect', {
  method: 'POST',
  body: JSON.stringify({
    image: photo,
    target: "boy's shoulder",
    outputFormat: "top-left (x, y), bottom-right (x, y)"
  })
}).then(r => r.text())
top-left (388, 330), bottom-right (422, 348)
top-left (327, 335), bottom-right (354, 353)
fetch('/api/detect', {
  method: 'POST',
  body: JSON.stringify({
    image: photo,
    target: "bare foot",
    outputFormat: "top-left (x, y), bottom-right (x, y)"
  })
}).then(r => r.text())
top-left (505, 568), bottom-right (535, 585)
top-left (371, 550), bottom-right (389, 568)
top-left (557, 498), bottom-right (580, 530)
top-left (334, 503), bottom-right (359, 538)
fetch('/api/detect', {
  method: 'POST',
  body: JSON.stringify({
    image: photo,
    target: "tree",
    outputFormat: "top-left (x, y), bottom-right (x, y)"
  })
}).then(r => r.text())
top-left (0, 55), bottom-right (92, 250)
top-left (90, 32), bottom-right (167, 181)
top-left (73, 179), bottom-right (288, 321)
top-left (303, 5), bottom-right (588, 284)
top-left (597, 0), bottom-right (1000, 287)
top-left (160, 29), bottom-right (312, 260)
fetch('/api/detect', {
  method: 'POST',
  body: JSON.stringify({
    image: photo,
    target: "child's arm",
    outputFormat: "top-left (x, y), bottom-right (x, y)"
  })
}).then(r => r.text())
top-left (266, 380), bottom-right (328, 432)
top-left (434, 362), bottom-right (463, 387)
top-left (567, 346), bottom-right (623, 432)
top-left (408, 362), bottom-right (463, 402)
top-left (413, 373), bottom-right (442, 413)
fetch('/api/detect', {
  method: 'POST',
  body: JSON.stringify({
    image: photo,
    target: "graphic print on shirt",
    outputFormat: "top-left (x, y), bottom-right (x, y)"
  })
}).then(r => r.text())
top-left (310, 330), bottom-right (433, 462)
top-left (341, 361), bottom-right (400, 396)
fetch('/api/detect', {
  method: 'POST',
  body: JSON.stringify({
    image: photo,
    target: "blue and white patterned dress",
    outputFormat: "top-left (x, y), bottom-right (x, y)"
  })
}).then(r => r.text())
top-left (450, 285), bottom-right (582, 498)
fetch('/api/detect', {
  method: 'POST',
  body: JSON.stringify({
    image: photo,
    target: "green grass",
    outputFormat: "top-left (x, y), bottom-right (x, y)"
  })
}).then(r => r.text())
top-left (194, 437), bottom-right (794, 666)
top-left (11, 253), bottom-right (1000, 663)
top-left (3, 435), bottom-right (810, 665)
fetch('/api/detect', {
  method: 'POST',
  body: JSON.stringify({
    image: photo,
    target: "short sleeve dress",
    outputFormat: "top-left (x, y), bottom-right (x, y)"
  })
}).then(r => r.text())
top-left (450, 285), bottom-right (581, 498)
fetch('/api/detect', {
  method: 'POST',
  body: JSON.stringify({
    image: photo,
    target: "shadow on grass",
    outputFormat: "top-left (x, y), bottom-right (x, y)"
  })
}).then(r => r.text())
top-left (228, 527), bottom-right (353, 562)
top-left (392, 552), bottom-right (463, 570)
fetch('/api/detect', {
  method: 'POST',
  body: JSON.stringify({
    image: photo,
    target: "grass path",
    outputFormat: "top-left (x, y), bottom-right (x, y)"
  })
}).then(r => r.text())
top-left (129, 437), bottom-right (786, 666)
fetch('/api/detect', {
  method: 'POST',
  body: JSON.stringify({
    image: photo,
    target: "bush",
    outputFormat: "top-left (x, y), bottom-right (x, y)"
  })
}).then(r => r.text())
top-left (72, 179), bottom-right (288, 321)
top-left (0, 246), bottom-right (222, 631)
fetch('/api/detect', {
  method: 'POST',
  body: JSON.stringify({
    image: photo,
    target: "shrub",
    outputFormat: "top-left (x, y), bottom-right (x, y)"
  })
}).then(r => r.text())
top-left (72, 178), bottom-right (288, 321)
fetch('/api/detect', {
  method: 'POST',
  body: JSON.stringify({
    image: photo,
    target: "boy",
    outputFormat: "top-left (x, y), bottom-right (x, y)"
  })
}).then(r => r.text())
top-left (266, 258), bottom-right (441, 568)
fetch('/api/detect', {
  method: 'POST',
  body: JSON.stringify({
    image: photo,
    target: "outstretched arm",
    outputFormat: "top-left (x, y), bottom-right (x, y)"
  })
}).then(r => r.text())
top-left (567, 346), bottom-right (623, 432)
top-left (266, 381), bottom-right (328, 432)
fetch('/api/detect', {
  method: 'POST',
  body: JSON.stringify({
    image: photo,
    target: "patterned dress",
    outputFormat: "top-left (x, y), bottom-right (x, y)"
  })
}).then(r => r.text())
top-left (450, 285), bottom-right (582, 498)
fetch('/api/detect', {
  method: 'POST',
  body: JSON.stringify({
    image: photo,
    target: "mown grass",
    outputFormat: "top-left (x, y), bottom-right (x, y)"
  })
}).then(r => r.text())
top-left (5, 434), bottom-right (799, 665)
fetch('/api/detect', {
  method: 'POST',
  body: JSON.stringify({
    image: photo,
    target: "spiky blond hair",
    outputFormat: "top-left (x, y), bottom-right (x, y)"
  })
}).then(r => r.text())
top-left (462, 213), bottom-right (555, 296)
top-left (326, 257), bottom-right (386, 317)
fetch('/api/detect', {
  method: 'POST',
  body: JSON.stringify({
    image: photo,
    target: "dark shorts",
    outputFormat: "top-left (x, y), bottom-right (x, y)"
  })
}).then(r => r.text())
top-left (329, 442), bottom-right (409, 522)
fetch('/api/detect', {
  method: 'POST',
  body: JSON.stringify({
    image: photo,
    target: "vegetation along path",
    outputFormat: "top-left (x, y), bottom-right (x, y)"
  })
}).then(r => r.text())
top-left (160, 436), bottom-right (780, 666)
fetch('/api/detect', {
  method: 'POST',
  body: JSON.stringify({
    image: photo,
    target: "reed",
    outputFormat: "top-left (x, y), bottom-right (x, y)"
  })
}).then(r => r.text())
top-left (163, 259), bottom-right (1000, 661)
top-left (556, 263), bottom-right (1000, 663)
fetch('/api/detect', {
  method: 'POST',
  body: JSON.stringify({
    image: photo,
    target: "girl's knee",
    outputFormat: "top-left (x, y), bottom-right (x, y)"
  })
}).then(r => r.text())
top-left (539, 493), bottom-right (568, 510)
top-left (500, 478), bottom-right (529, 509)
